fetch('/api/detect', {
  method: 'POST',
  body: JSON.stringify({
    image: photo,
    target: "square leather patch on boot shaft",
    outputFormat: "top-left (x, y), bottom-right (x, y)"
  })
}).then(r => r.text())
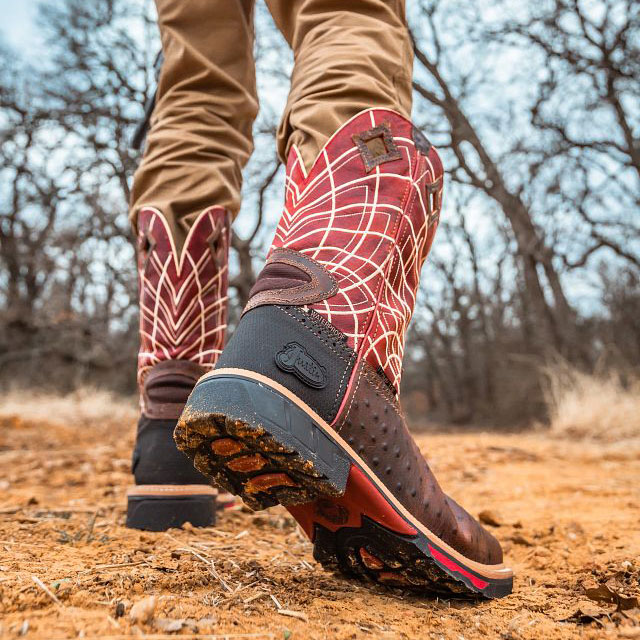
top-left (352, 122), bottom-right (402, 172)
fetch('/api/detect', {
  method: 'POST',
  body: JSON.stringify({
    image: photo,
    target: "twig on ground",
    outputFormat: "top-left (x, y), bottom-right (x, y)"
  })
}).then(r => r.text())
top-left (176, 547), bottom-right (233, 593)
top-left (243, 592), bottom-right (265, 604)
top-left (31, 575), bottom-right (62, 606)
top-left (277, 609), bottom-right (309, 623)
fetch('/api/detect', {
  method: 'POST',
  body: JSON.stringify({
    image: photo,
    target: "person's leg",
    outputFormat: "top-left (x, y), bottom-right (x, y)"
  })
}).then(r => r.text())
top-left (175, 2), bottom-right (513, 596)
top-left (130, 0), bottom-right (258, 248)
top-left (267, 0), bottom-right (413, 169)
top-left (126, 0), bottom-right (257, 531)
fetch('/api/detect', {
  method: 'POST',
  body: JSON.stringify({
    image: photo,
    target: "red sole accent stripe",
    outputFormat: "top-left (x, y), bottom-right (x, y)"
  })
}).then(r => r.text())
top-left (288, 464), bottom-right (417, 539)
top-left (428, 545), bottom-right (489, 590)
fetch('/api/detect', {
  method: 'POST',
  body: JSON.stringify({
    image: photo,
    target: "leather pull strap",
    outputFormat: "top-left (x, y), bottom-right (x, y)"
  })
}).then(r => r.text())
top-left (243, 248), bottom-right (338, 315)
top-left (141, 360), bottom-right (206, 419)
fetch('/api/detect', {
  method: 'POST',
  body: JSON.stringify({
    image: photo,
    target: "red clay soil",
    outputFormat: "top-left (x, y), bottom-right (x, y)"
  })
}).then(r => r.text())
top-left (0, 406), bottom-right (638, 639)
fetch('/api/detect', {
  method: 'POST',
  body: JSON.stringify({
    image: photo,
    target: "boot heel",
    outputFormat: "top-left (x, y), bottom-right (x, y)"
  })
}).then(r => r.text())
top-left (174, 371), bottom-right (351, 511)
top-left (126, 485), bottom-right (216, 531)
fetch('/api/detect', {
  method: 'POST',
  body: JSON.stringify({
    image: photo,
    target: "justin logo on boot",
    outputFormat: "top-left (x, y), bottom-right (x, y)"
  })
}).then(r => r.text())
top-left (275, 342), bottom-right (327, 389)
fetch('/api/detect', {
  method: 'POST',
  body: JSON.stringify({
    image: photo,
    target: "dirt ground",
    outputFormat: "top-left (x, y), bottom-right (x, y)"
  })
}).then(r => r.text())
top-left (1, 398), bottom-right (639, 639)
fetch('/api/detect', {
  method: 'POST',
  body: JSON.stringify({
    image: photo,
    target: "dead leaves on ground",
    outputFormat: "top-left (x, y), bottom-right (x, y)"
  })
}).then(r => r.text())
top-left (558, 569), bottom-right (640, 634)
top-left (582, 575), bottom-right (639, 611)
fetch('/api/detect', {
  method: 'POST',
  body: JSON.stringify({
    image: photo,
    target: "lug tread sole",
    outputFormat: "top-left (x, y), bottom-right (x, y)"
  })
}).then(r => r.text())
top-left (126, 493), bottom-right (216, 531)
top-left (312, 518), bottom-right (489, 598)
top-left (174, 379), bottom-right (512, 599)
top-left (174, 411), bottom-right (342, 511)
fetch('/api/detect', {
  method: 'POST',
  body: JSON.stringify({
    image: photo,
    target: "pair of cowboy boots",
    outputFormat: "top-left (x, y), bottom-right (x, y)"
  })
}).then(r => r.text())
top-left (130, 109), bottom-right (513, 598)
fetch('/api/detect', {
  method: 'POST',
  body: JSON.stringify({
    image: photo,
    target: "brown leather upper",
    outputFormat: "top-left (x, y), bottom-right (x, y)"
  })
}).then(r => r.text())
top-left (141, 360), bottom-right (206, 419)
top-left (333, 359), bottom-right (503, 565)
top-left (243, 248), bottom-right (338, 315)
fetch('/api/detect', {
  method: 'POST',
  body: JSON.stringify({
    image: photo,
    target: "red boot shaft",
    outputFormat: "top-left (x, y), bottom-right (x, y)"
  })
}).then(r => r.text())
top-left (137, 206), bottom-right (230, 415)
top-left (271, 109), bottom-right (443, 392)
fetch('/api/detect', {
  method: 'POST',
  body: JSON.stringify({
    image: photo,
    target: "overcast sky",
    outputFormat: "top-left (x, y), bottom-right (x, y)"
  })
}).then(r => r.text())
top-left (0, 0), bottom-right (43, 53)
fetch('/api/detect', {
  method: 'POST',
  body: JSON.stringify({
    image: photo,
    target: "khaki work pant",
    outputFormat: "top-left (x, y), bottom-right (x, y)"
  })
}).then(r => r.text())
top-left (130, 0), bottom-right (413, 250)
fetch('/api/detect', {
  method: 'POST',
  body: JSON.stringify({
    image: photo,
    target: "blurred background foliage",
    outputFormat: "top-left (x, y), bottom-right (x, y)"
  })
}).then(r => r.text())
top-left (0, 0), bottom-right (638, 427)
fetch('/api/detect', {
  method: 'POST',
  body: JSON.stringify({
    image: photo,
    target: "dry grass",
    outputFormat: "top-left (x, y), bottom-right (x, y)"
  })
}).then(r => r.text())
top-left (544, 364), bottom-right (640, 442)
top-left (0, 387), bottom-right (137, 428)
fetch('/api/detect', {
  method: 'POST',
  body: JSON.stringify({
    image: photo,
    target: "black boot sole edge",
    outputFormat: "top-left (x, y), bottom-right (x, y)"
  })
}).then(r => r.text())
top-left (126, 485), bottom-right (217, 531)
top-left (174, 370), bottom-right (514, 599)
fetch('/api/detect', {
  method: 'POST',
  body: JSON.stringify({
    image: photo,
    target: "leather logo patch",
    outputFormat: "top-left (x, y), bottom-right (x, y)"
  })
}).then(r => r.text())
top-left (275, 342), bottom-right (327, 389)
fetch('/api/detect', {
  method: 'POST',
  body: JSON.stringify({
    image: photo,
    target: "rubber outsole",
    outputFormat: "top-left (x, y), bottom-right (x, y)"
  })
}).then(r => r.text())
top-left (126, 491), bottom-right (217, 531)
top-left (126, 487), bottom-right (235, 532)
top-left (174, 371), bottom-right (513, 598)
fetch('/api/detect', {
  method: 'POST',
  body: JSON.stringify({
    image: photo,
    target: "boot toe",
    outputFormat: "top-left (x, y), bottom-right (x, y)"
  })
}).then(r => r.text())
top-left (446, 496), bottom-right (504, 565)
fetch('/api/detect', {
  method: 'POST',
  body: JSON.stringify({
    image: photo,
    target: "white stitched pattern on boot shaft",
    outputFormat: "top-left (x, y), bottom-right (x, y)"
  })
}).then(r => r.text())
top-left (137, 207), bottom-right (230, 387)
top-left (271, 109), bottom-right (443, 392)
